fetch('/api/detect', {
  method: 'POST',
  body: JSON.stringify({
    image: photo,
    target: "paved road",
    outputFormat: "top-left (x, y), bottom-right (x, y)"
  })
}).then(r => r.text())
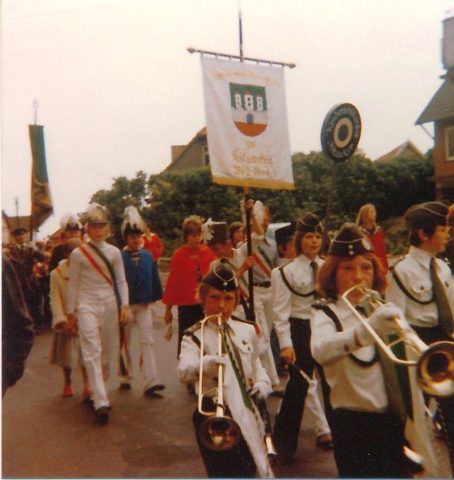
top-left (2, 302), bottom-right (338, 478)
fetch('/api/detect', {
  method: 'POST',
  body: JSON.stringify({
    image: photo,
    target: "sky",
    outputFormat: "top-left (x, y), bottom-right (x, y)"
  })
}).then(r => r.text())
top-left (2, 0), bottom-right (454, 238)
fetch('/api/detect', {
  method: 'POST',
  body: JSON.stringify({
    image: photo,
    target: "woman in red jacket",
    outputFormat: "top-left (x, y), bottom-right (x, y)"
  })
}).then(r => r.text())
top-left (356, 203), bottom-right (389, 272)
top-left (162, 215), bottom-right (215, 356)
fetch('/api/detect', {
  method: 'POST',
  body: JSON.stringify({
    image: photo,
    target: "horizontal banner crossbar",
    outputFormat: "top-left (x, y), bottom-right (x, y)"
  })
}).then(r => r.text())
top-left (187, 47), bottom-right (296, 69)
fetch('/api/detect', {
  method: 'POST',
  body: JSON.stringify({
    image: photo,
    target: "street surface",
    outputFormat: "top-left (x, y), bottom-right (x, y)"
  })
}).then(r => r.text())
top-left (2, 301), bottom-right (338, 479)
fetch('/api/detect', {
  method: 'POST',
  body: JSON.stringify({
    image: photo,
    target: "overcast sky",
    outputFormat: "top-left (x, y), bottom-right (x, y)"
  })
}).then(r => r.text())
top-left (2, 0), bottom-right (453, 238)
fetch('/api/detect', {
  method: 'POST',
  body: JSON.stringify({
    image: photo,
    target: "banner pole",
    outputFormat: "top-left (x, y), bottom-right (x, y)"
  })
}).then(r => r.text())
top-left (238, 4), bottom-right (255, 322)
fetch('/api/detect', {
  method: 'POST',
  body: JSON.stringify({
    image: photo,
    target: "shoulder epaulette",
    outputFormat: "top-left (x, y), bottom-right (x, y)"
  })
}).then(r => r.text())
top-left (231, 315), bottom-right (255, 326)
top-left (388, 255), bottom-right (406, 273)
top-left (231, 315), bottom-right (261, 335)
top-left (313, 301), bottom-right (379, 368)
top-left (389, 257), bottom-right (434, 305)
top-left (279, 261), bottom-right (315, 298)
top-left (182, 321), bottom-right (202, 348)
top-left (183, 321), bottom-right (202, 336)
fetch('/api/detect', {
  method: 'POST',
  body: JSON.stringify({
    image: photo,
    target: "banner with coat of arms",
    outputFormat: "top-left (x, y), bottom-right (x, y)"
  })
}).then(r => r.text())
top-left (201, 56), bottom-right (294, 190)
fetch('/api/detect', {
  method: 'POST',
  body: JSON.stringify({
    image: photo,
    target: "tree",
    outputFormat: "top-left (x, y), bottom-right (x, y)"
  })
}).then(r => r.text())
top-left (91, 171), bottom-right (148, 245)
top-left (90, 151), bottom-right (434, 255)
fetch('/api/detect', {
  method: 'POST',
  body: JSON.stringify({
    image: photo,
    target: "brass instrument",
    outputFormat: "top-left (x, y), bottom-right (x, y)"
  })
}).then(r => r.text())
top-left (342, 285), bottom-right (454, 397)
top-left (197, 314), bottom-right (241, 451)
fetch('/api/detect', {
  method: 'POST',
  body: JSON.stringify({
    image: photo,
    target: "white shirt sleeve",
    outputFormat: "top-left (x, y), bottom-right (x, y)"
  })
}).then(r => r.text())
top-left (271, 267), bottom-right (293, 349)
top-left (310, 308), bottom-right (358, 366)
top-left (177, 334), bottom-right (200, 384)
top-left (66, 249), bottom-right (82, 314)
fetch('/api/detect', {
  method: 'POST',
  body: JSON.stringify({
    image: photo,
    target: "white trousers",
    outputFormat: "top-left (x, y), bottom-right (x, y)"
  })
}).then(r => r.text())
top-left (254, 286), bottom-right (280, 386)
top-left (125, 304), bottom-right (161, 391)
top-left (305, 374), bottom-right (331, 437)
top-left (77, 299), bottom-right (119, 409)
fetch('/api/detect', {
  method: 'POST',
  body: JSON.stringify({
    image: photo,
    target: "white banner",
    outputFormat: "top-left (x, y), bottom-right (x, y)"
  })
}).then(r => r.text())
top-left (201, 56), bottom-right (294, 190)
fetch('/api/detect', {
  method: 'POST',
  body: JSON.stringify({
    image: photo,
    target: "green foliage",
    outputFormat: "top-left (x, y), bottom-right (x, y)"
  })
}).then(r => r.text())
top-left (90, 151), bottom-right (435, 255)
top-left (91, 171), bottom-right (148, 246)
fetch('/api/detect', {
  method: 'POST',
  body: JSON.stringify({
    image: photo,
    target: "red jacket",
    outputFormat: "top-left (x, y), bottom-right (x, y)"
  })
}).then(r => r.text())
top-left (361, 226), bottom-right (388, 271)
top-left (143, 233), bottom-right (164, 262)
top-left (162, 244), bottom-right (215, 306)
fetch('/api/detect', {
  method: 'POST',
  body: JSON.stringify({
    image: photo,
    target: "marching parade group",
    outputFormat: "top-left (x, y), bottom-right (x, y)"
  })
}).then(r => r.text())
top-left (3, 198), bottom-right (454, 478)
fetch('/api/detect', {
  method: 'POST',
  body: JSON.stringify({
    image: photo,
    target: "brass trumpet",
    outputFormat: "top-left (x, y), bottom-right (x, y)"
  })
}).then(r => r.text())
top-left (342, 285), bottom-right (454, 398)
top-left (197, 314), bottom-right (241, 451)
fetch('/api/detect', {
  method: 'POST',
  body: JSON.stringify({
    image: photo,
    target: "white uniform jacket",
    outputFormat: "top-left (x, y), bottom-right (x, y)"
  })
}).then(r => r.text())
top-left (177, 316), bottom-right (273, 478)
top-left (67, 240), bottom-right (129, 314)
top-left (311, 299), bottom-right (389, 412)
top-left (386, 246), bottom-right (454, 328)
top-left (49, 260), bottom-right (70, 328)
top-left (272, 255), bottom-right (324, 349)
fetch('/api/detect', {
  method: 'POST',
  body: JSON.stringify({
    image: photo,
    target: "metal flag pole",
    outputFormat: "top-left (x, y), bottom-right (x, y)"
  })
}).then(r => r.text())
top-left (29, 100), bottom-right (39, 237)
top-left (238, 4), bottom-right (256, 322)
top-left (187, 6), bottom-right (296, 322)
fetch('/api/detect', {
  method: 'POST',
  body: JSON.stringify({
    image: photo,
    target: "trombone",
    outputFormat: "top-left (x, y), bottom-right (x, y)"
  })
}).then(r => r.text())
top-left (197, 314), bottom-right (278, 457)
top-left (197, 314), bottom-right (241, 451)
top-left (342, 285), bottom-right (454, 397)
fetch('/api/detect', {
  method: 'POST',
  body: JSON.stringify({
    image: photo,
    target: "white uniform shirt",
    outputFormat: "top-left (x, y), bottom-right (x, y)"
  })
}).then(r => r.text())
top-left (311, 299), bottom-right (388, 412)
top-left (67, 241), bottom-right (129, 314)
top-left (272, 255), bottom-right (323, 349)
top-left (386, 246), bottom-right (454, 328)
top-left (177, 317), bottom-right (270, 392)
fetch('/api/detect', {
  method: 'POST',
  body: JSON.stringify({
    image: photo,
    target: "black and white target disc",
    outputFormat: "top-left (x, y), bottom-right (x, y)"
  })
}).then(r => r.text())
top-left (320, 103), bottom-right (361, 162)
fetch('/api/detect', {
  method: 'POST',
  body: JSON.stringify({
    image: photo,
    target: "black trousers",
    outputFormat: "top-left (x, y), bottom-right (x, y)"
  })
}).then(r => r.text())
top-left (177, 304), bottom-right (204, 357)
top-left (192, 403), bottom-right (256, 478)
top-left (331, 408), bottom-right (408, 478)
top-left (273, 318), bottom-right (331, 460)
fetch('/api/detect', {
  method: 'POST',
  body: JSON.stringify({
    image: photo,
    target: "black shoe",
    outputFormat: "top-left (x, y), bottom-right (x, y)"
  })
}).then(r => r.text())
top-left (95, 406), bottom-right (109, 425)
top-left (144, 384), bottom-right (166, 397)
top-left (119, 382), bottom-right (131, 391)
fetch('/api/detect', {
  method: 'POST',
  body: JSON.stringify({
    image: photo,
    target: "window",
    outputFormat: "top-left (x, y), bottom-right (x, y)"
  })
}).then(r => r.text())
top-left (234, 93), bottom-right (242, 109)
top-left (244, 94), bottom-right (254, 111)
top-left (445, 126), bottom-right (454, 161)
top-left (202, 144), bottom-right (210, 166)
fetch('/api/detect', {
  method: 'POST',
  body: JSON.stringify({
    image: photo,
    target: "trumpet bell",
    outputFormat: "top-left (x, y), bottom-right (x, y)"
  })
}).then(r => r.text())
top-left (198, 415), bottom-right (242, 451)
top-left (417, 341), bottom-right (454, 397)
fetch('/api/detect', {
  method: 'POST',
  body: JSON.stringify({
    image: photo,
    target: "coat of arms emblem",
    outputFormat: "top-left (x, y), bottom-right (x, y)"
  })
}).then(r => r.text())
top-left (229, 83), bottom-right (268, 137)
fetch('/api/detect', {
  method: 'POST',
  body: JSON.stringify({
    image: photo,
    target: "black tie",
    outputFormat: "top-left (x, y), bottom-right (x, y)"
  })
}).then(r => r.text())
top-left (311, 261), bottom-right (321, 299)
top-left (430, 257), bottom-right (453, 336)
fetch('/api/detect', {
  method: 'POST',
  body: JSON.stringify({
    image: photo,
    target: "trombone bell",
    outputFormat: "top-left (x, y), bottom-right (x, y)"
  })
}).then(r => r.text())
top-left (198, 413), bottom-right (242, 451)
top-left (417, 341), bottom-right (454, 397)
top-left (342, 285), bottom-right (454, 397)
top-left (197, 314), bottom-right (242, 452)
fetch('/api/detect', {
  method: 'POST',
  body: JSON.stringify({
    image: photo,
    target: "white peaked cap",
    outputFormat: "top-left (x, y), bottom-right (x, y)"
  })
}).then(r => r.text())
top-left (121, 206), bottom-right (147, 236)
top-left (60, 213), bottom-right (81, 230)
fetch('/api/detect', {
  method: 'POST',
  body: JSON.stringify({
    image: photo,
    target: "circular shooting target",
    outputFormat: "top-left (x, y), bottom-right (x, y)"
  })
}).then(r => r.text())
top-left (320, 103), bottom-right (361, 162)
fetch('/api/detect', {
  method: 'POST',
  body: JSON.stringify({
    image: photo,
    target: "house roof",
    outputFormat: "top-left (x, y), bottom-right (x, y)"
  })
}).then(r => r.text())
top-left (374, 140), bottom-right (424, 163)
top-left (2, 212), bottom-right (32, 232)
top-left (164, 127), bottom-right (207, 172)
top-left (416, 70), bottom-right (454, 124)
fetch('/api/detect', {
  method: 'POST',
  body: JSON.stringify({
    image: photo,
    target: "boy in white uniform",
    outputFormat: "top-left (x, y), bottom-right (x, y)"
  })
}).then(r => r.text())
top-left (67, 203), bottom-right (129, 425)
